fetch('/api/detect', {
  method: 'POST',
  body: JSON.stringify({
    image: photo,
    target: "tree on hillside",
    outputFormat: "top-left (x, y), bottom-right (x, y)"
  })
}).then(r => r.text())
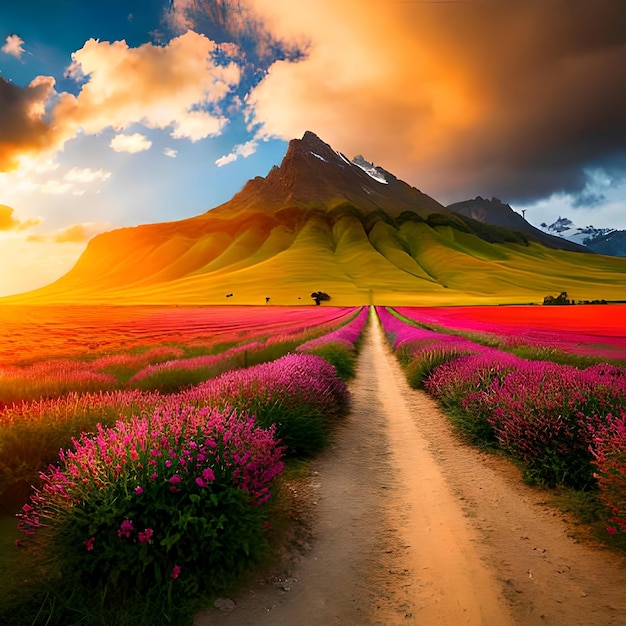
top-left (311, 291), bottom-right (331, 306)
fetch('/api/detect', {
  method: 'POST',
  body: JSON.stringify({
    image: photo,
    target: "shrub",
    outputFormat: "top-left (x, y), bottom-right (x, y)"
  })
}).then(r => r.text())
top-left (592, 409), bottom-right (626, 534)
top-left (304, 342), bottom-right (357, 380)
top-left (405, 346), bottom-right (474, 389)
top-left (180, 354), bottom-right (350, 457)
top-left (297, 307), bottom-right (368, 379)
top-left (15, 405), bottom-right (284, 619)
top-left (0, 390), bottom-right (158, 510)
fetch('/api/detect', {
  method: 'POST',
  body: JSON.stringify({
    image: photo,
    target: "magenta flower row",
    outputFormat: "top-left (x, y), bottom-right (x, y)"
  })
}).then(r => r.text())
top-left (296, 307), bottom-right (368, 353)
top-left (376, 307), bottom-right (626, 533)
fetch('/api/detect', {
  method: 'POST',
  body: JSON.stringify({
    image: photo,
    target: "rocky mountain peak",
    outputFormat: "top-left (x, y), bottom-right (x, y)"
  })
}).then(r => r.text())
top-left (217, 131), bottom-right (445, 217)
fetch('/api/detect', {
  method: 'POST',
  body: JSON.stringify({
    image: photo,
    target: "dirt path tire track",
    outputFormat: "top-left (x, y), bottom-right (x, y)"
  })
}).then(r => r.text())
top-left (196, 308), bottom-right (626, 625)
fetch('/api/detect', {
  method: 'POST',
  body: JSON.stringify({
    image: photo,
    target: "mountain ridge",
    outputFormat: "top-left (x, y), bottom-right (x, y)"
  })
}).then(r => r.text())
top-left (447, 197), bottom-right (589, 254)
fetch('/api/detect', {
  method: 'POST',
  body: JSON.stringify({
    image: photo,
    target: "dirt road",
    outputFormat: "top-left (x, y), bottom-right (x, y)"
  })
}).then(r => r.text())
top-left (196, 308), bottom-right (626, 625)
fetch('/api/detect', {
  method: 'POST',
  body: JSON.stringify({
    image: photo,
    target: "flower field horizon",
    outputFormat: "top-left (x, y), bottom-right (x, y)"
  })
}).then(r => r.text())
top-left (395, 304), bottom-right (626, 360)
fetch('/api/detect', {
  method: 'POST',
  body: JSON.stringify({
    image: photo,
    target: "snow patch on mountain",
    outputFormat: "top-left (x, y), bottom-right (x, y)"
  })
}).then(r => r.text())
top-left (310, 151), bottom-right (327, 162)
top-left (539, 216), bottom-right (615, 246)
top-left (351, 155), bottom-right (388, 184)
top-left (337, 151), bottom-right (352, 166)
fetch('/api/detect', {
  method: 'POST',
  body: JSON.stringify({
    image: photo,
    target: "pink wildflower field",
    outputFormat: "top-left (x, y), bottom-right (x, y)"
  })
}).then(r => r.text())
top-left (395, 305), bottom-right (626, 359)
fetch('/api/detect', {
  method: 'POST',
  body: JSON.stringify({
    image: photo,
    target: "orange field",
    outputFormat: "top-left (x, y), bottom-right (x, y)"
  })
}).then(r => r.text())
top-left (0, 305), bottom-right (356, 366)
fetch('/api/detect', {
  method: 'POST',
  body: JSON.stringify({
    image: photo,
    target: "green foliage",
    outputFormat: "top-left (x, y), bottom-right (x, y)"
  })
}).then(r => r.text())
top-left (507, 344), bottom-right (624, 369)
top-left (395, 210), bottom-right (425, 225)
top-left (306, 342), bottom-right (357, 380)
top-left (426, 212), bottom-right (470, 231)
top-left (404, 347), bottom-right (470, 389)
top-left (452, 213), bottom-right (530, 245)
top-left (0, 401), bottom-right (131, 510)
top-left (442, 405), bottom-right (500, 449)
top-left (551, 488), bottom-right (626, 551)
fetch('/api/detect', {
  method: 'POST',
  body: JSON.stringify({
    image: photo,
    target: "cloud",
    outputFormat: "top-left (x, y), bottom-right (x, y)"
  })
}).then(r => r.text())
top-left (2, 35), bottom-right (25, 59)
top-left (54, 31), bottom-right (240, 142)
top-left (215, 139), bottom-right (257, 166)
top-left (27, 222), bottom-right (111, 244)
top-left (0, 76), bottom-right (58, 171)
top-left (244, 0), bottom-right (626, 204)
top-left (165, 0), bottom-right (304, 64)
top-left (110, 133), bottom-right (153, 153)
top-left (64, 167), bottom-right (111, 183)
top-left (163, 147), bottom-right (178, 158)
top-left (29, 166), bottom-right (111, 195)
top-left (0, 204), bottom-right (39, 231)
top-left (215, 152), bottom-right (237, 167)
top-left (0, 31), bottom-right (241, 172)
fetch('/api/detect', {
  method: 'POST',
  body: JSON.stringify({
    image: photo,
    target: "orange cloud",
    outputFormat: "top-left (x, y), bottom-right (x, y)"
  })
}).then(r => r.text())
top-left (0, 204), bottom-right (39, 231)
top-left (0, 76), bottom-right (58, 171)
top-left (27, 222), bottom-right (111, 244)
top-left (244, 0), bottom-right (626, 203)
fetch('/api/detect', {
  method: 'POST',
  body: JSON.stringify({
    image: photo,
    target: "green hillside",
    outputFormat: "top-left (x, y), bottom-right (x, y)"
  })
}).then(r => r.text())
top-left (5, 206), bottom-right (625, 306)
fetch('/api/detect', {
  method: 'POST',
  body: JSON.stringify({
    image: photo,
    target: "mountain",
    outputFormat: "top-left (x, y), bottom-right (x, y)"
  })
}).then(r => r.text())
top-left (212, 131), bottom-right (446, 218)
top-left (447, 197), bottom-right (589, 253)
top-left (540, 217), bottom-right (626, 257)
top-left (4, 132), bottom-right (626, 306)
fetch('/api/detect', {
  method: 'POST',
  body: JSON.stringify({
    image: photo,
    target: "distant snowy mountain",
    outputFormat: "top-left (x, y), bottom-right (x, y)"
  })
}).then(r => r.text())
top-left (539, 217), bottom-right (613, 246)
top-left (539, 217), bottom-right (626, 257)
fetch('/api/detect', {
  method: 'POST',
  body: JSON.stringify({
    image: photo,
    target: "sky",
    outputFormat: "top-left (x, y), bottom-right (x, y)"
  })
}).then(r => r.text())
top-left (1, 0), bottom-right (625, 297)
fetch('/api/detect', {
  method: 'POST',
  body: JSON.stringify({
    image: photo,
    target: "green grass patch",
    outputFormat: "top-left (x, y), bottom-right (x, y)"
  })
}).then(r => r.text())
top-left (551, 488), bottom-right (626, 553)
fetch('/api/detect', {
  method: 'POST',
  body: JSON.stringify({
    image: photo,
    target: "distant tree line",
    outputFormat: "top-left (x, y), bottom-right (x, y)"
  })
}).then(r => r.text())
top-left (543, 291), bottom-right (607, 305)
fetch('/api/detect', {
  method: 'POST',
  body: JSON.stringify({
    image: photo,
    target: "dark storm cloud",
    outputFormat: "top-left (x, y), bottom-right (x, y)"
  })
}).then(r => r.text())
top-left (165, 0), bottom-right (308, 95)
top-left (245, 0), bottom-right (626, 205)
top-left (0, 76), bottom-right (57, 171)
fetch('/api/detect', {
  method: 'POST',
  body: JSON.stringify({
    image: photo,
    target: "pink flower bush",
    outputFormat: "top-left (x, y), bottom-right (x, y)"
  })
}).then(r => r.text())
top-left (591, 409), bottom-right (626, 533)
top-left (17, 403), bottom-right (285, 598)
top-left (128, 341), bottom-right (265, 386)
top-left (176, 353), bottom-right (349, 455)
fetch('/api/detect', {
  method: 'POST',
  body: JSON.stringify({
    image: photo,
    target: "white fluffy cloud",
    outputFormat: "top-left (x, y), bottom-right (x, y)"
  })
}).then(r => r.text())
top-left (109, 133), bottom-right (153, 154)
top-left (0, 31), bottom-right (242, 172)
top-left (215, 139), bottom-right (258, 167)
top-left (65, 167), bottom-right (111, 183)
